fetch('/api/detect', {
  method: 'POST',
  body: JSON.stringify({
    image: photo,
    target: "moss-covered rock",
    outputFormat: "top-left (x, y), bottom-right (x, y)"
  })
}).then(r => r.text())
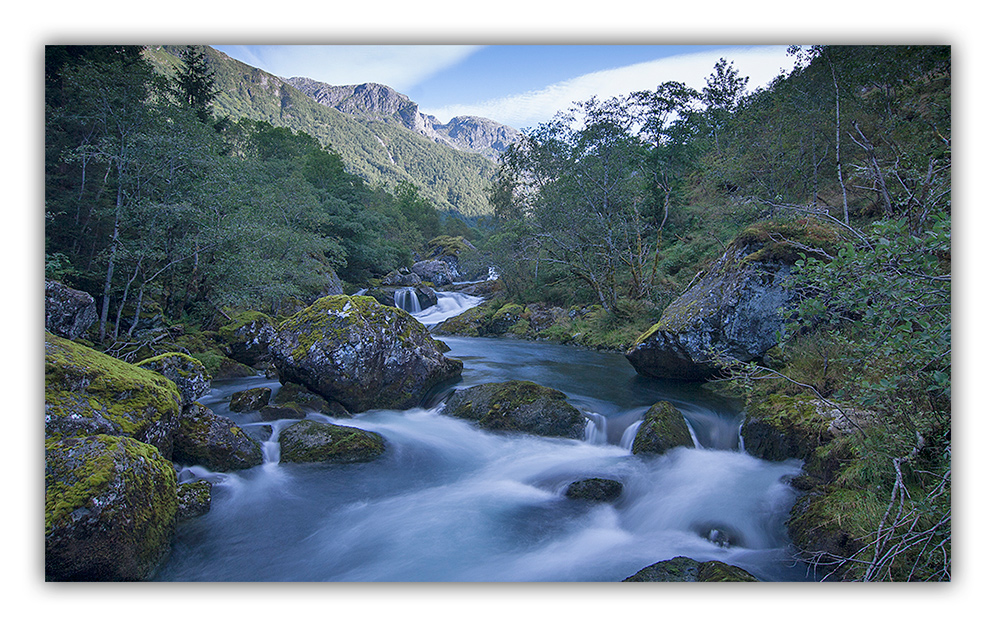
top-left (565, 478), bottom-right (623, 502)
top-left (177, 480), bottom-right (212, 522)
top-left (173, 402), bottom-right (263, 471)
top-left (623, 556), bottom-right (759, 582)
top-left (631, 401), bottom-right (694, 455)
top-left (136, 352), bottom-right (211, 407)
top-left (626, 220), bottom-right (839, 381)
top-left (433, 303), bottom-right (491, 336)
top-left (218, 311), bottom-right (276, 367)
top-left (215, 357), bottom-right (257, 379)
top-left (442, 380), bottom-right (587, 439)
top-left (229, 386), bottom-right (272, 413)
top-left (740, 392), bottom-right (841, 462)
top-left (45, 434), bottom-right (178, 581)
top-left (272, 382), bottom-right (343, 415)
top-left (45, 332), bottom-right (182, 458)
top-left (278, 419), bottom-right (386, 464)
top-left (487, 303), bottom-right (525, 335)
top-left (269, 295), bottom-right (462, 412)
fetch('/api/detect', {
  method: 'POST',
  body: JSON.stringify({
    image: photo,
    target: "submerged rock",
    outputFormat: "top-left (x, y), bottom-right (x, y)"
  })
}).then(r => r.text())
top-left (631, 401), bottom-right (694, 455)
top-left (136, 352), bottom-right (211, 407)
top-left (45, 434), bottom-right (178, 581)
top-left (45, 332), bottom-right (182, 458)
top-left (45, 280), bottom-right (98, 340)
top-left (173, 402), bottom-right (263, 471)
top-left (443, 380), bottom-right (586, 439)
top-left (623, 556), bottom-right (758, 582)
top-left (269, 295), bottom-right (462, 412)
top-left (278, 419), bottom-right (386, 464)
top-left (626, 220), bottom-right (839, 381)
top-left (565, 478), bottom-right (623, 502)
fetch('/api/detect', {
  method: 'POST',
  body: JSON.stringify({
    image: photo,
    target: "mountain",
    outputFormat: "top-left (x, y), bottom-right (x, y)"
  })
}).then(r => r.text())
top-left (285, 78), bottom-right (521, 162)
top-left (142, 46), bottom-right (500, 217)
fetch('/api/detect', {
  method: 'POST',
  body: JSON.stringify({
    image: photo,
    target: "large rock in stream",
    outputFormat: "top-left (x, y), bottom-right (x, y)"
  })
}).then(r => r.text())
top-left (626, 220), bottom-right (839, 380)
top-left (623, 556), bottom-right (759, 582)
top-left (443, 380), bottom-right (587, 439)
top-left (269, 295), bottom-right (462, 413)
top-left (45, 434), bottom-right (178, 581)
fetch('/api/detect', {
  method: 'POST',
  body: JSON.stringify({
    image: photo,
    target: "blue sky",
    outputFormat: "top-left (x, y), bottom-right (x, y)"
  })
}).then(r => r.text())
top-left (213, 44), bottom-right (797, 130)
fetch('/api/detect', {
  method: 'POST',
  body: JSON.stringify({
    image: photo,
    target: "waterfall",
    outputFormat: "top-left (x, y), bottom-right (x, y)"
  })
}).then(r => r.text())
top-left (412, 291), bottom-right (484, 326)
top-left (393, 287), bottom-right (423, 314)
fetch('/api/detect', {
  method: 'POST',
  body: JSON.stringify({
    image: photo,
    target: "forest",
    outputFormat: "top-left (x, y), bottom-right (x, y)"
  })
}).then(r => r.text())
top-left (45, 44), bottom-right (950, 581)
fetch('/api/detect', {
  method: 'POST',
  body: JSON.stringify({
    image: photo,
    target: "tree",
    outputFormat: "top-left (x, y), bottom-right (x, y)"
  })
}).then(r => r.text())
top-left (174, 46), bottom-right (219, 123)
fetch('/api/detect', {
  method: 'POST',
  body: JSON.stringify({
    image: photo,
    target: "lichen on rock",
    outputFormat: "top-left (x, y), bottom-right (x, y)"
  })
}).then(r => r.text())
top-left (269, 295), bottom-right (462, 412)
top-left (45, 332), bottom-right (182, 458)
top-left (45, 434), bottom-right (178, 581)
top-left (173, 402), bottom-right (263, 471)
top-left (136, 352), bottom-right (211, 407)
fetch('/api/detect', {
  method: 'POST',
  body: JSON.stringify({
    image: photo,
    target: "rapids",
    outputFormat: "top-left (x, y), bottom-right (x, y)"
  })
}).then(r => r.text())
top-left (155, 333), bottom-right (811, 582)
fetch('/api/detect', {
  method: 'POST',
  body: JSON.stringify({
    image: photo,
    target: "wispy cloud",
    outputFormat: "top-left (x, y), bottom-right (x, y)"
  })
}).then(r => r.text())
top-left (215, 45), bottom-right (483, 93)
top-left (423, 46), bottom-right (794, 130)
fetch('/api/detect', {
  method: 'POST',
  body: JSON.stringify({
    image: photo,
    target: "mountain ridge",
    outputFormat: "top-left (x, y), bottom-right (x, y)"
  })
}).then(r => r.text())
top-left (285, 77), bottom-right (521, 162)
top-left (142, 45), bottom-right (500, 217)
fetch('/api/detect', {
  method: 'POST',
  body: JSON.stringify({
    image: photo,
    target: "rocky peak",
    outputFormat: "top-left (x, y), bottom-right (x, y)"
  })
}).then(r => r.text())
top-left (285, 77), bottom-right (520, 161)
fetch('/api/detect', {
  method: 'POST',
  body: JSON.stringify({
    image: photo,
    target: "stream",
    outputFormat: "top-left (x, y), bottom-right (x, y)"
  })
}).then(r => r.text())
top-left (154, 293), bottom-right (812, 582)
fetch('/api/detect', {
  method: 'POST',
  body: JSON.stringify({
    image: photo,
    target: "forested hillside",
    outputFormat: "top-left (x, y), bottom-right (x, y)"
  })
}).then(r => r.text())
top-left (142, 46), bottom-right (498, 217)
top-left (45, 45), bottom-right (463, 344)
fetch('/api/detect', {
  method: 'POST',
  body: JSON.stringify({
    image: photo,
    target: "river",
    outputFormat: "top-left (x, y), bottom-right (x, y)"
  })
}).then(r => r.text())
top-left (154, 296), bottom-right (811, 582)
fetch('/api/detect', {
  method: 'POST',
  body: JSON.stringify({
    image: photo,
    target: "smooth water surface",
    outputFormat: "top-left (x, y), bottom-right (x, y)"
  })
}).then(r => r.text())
top-left (156, 335), bottom-right (811, 582)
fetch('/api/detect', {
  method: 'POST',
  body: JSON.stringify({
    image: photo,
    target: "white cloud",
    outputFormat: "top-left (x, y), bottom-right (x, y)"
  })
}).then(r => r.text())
top-left (217, 45), bottom-right (483, 94)
top-left (423, 46), bottom-right (794, 130)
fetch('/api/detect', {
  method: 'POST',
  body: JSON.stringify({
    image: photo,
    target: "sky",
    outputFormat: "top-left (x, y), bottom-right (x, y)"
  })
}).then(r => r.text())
top-left (213, 44), bottom-right (798, 130)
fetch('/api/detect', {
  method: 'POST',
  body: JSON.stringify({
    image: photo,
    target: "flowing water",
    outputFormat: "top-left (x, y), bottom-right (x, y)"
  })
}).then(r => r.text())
top-left (155, 298), bottom-right (811, 582)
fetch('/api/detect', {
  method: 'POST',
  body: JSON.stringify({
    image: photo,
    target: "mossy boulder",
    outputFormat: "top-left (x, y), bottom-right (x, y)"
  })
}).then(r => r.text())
top-left (45, 434), bottom-right (178, 581)
top-left (269, 295), bottom-right (463, 412)
top-left (278, 419), bottom-right (386, 464)
top-left (631, 401), bottom-right (694, 455)
top-left (443, 380), bottom-right (587, 439)
top-left (219, 311), bottom-right (276, 367)
top-left (411, 259), bottom-right (456, 287)
top-left (214, 357), bottom-right (257, 379)
top-left (623, 556), bottom-right (759, 582)
top-left (740, 392), bottom-right (845, 462)
top-left (272, 382), bottom-right (343, 415)
top-left (136, 352), bottom-right (211, 407)
top-left (487, 303), bottom-right (525, 335)
top-left (626, 221), bottom-right (838, 381)
top-left (229, 386), bottom-right (272, 413)
top-left (45, 280), bottom-right (98, 340)
top-left (565, 478), bottom-right (623, 502)
top-left (177, 480), bottom-right (212, 522)
top-left (173, 402), bottom-right (263, 471)
top-left (45, 332), bottom-right (182, 458)
top-left (433, 303), bottom-right (491, 336)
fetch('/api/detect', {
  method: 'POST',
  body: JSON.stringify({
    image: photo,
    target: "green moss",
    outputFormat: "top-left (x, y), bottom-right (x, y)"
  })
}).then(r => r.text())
top-left (45, 332), bottom-right (181, 438)
top-left (733, 218), bottom-right (841, 265)
top-left (632, 401), bottom-right (694, 454)
top-left (45, 434), bottom-right (178, 580)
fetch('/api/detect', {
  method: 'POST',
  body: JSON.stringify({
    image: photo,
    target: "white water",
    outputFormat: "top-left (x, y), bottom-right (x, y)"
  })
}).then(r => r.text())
top-left (393, 287), bottom-right (423, 314)
top-left (411, 291), bottom-right (485, 326)
top-left (156, 337), bottom-right (811, 582)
